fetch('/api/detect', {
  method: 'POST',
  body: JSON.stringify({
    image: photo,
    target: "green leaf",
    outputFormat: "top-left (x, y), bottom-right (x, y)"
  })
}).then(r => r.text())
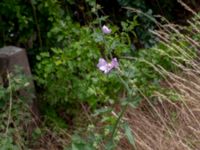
top-left (124, 123), bottom-right (135, 147)
top-left (34, 127), bottom-right (42, 135)
top-left (72, 144), bottom-right (79, 150)
top-left (55, 60), bottom-right (62, 66)
top-left (36, 55), bottom-right (41, 60)
top-left (104, 140), bottom-right (116, 150)
top-left (40, 52), bottom-right (50, 57)
top-left (93, 107), bottom-right (112, 116)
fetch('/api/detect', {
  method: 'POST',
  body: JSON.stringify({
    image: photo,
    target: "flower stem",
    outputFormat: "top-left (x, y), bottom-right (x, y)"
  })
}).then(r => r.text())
top-left (109, 73), bottom-right (131, 148)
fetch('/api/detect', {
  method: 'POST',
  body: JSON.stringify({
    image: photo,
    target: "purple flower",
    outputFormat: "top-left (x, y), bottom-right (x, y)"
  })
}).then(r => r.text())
top-left (102, 25), bottom-right (111, 34)
top-left (97, 58), bottom-right (119, 74)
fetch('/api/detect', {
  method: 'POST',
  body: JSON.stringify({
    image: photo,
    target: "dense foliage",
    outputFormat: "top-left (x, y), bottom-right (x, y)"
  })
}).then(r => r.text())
top-left (0, 0), bottom-right (200, 149)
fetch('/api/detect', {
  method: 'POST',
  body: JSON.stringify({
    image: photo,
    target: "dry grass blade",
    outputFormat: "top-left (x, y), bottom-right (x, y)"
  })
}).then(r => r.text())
top-left (118, 7), bottom-right (200, 150)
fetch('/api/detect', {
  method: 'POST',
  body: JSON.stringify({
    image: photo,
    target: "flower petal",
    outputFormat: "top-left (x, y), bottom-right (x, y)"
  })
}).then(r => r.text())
top-left (111, 58), bottom-right (119, 68)
top-left (97, 58), bottom-right (118, 74)
top-left (97, 58), bottom-right (107, 68)
top-left (102, 25), bottom-right (111, 34)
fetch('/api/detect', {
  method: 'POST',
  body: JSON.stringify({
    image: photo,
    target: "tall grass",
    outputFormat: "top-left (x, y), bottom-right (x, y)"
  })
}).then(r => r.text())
top-left (118, 8), bottom-right (200, 150)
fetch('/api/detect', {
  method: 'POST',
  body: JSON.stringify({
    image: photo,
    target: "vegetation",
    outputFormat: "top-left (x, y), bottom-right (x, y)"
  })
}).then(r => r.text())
top-left (0, 0), bottom-right (200, 149)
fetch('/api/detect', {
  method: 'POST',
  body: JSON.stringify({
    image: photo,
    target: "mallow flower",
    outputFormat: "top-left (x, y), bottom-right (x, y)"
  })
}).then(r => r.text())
top-left (102, 25), bottom-right (111, 34)
top-left (97, 58), bottom-right (119, 74)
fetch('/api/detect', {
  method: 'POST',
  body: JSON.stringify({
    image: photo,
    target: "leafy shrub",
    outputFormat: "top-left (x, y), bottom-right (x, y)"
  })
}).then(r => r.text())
top-left (35, 16), bottom-right (135, 107)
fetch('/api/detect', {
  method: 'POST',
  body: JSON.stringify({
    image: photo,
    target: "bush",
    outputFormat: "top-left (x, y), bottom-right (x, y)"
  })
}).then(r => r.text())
top-left (35, 18), bottom-right (132, 107)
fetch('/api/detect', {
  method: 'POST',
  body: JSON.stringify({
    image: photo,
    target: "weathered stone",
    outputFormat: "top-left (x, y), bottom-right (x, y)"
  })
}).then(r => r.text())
top-left (0, 46), bottom-right (39, 123)
top-left (0, 46), bottom-right (32, 77)
top-left (0, 46), bottom-right (35, 99)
